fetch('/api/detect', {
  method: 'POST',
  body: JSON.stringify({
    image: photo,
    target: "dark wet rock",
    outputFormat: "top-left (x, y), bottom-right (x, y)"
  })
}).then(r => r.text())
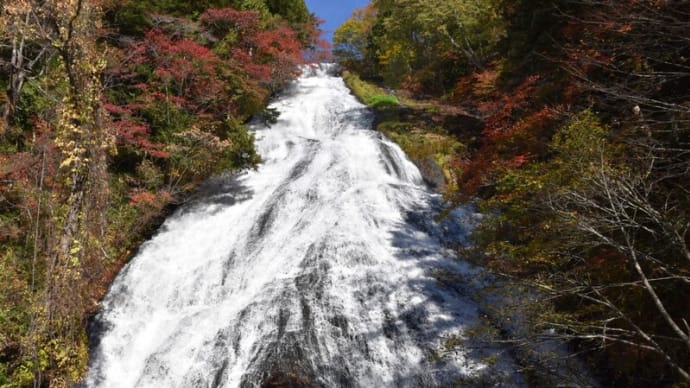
top-left (413, 156), bottom-right (446, 192)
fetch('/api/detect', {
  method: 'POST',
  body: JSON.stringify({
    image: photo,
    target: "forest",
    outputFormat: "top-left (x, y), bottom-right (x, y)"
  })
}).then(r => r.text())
top-left (0, 0), bottom-right (323, 385)
top-left (1, 0), bottom-right (689, 386)
top-left (334, 0), bottom-right (690, 386)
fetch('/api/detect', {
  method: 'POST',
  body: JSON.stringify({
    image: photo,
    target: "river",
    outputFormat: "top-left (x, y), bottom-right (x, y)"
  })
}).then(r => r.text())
top-left (85, 64), bottom-right (526, 387)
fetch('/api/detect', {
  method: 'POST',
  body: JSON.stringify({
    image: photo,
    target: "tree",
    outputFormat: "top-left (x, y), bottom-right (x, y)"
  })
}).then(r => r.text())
top-left (467, 108), bottom-right (690, 384)
top-left (0, 1), bottom-right (57, 135)
top-left (334, 0), bottom-right (505, 92)
top-left (333, 4), bottom-right (377, 76)
top-left (264, 0), bottom-right (310, 25)
top-left (199, 7), bottom-right (304, 91)
top-left (39, 0), bottom-right (114, 384)
top-left (541, 111), bottom-right (690, 382)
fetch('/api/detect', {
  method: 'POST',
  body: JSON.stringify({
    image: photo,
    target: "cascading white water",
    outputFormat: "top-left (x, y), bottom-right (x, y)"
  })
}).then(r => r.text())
top-left (85, 64), bottom-right (523, 387)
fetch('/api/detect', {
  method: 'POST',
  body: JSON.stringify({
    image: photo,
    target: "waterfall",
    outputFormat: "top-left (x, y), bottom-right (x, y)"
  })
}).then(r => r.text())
top-left (85, 64), bottom-right (523, 387)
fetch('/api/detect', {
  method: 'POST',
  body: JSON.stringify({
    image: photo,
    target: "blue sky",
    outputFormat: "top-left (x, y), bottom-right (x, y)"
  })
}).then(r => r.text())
top-left (305, 0), bottom-right (371, 43)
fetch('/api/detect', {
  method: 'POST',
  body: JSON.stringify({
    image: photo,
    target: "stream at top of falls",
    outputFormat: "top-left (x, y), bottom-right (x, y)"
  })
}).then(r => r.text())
top-left (85, 64), bottom-right (531, 387)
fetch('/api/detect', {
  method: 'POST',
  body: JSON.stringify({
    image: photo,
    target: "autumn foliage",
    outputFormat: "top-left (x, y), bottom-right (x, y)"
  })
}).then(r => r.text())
top-left (336, 0), bottom-right (690, 385)
top-left (0, 0), bottom-right (322, 385)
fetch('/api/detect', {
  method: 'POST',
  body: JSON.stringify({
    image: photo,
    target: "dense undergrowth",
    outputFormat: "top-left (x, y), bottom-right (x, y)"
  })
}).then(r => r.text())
top-left (336, 0), bottom-right (690, 386)
top-left (0, 0), bottom-right (325, 385)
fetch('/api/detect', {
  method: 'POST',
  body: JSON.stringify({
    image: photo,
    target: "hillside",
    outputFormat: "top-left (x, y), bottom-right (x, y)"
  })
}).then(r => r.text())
top-left (0, 0), bottom-right (323, 385)
top-left (334, 1), bottom-right (690, 385)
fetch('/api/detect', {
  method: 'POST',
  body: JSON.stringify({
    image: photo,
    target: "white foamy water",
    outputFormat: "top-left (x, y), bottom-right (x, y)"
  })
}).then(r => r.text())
top-left (85, 64), bottom-right (523, 387)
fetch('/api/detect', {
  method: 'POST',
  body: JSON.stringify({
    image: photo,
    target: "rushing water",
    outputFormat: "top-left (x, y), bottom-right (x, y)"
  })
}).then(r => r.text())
top-left (86, 64), bottom-right (524, 387)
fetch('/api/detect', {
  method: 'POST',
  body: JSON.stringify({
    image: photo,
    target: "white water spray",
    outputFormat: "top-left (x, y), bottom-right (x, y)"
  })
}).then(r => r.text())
top-left (86, 64), bottom-right (522, 387)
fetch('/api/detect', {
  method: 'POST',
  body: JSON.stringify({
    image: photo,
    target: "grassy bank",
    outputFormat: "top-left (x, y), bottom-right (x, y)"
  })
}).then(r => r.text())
top-left (342, 71), bottom-right (466, 193)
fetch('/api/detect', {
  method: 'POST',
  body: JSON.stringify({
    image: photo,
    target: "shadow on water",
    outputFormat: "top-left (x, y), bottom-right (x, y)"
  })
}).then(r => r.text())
top-left (178, 173), bottom-right (255, 217)
top-left (384, 197), bottom-right (527, 387)
top-left (339, 106), bottom-right (373, 124)
top-left (226, 191), bottom-right (594, 387)
top-left (388, 197), bottom-right (599, 387)
top-left (84, 173), bottom-right (256, 387)
top-left (235, 195), bottom-right (520, 387)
